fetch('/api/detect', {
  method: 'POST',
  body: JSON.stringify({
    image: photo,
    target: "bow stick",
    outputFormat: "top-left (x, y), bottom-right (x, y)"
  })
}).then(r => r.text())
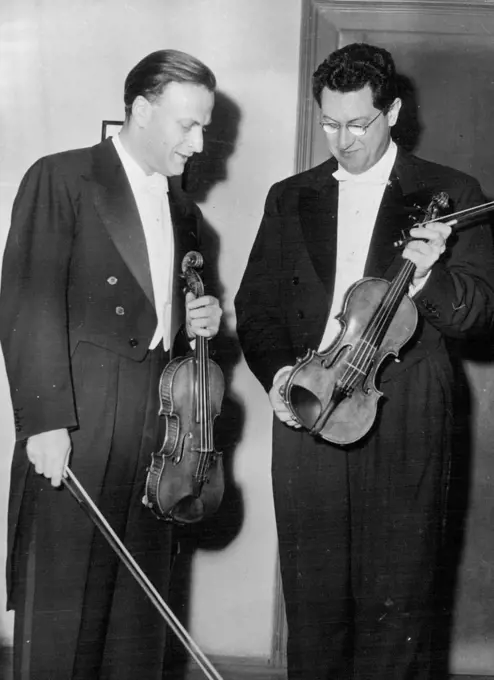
top-left (394, 199), bottom-right (494, 247)
top-left (63, 467), bottom-right (224, 680)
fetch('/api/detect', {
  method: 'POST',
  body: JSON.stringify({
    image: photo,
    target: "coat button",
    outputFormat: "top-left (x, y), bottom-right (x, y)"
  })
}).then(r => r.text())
top-left (292, 276), bottom-right (299, 285)
top-left (129, 338), bottom-right (139, 348)
top-left (116, 306), bottom-right (125, 315)
top-left (107, 276), bottom-right (118, 285)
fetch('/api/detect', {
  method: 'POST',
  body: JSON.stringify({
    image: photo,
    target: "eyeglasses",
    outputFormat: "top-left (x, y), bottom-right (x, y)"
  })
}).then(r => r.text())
top-left (320, 110), bottom-right (384, 137)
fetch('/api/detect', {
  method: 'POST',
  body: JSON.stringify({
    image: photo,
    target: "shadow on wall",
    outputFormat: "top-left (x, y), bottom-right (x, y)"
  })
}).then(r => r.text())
top-left (166, 90), bottom-right (246, 677)
top-left (0, 641), bottom-right (12, 679)
top-left (183, 89), bottom-right (241, 203)
top-left (392, 73), bottom-right (423, 153)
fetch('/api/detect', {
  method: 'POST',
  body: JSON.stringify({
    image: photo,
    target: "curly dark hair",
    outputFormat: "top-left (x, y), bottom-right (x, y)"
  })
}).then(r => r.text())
top-left (312, 43), bottom-right (398, 112)
top-left (124, 49), bottom-right (216, 118)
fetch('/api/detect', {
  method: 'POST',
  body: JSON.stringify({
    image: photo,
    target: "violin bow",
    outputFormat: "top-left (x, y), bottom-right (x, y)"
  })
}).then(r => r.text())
top-left (394, 199), bottom-right (494, 247)
top-left (62, 467), bottom-right (224, 680)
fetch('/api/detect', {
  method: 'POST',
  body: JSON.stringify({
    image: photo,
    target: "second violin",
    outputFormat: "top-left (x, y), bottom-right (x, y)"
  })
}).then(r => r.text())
top-left (143, 251), bottom-right (225, 524)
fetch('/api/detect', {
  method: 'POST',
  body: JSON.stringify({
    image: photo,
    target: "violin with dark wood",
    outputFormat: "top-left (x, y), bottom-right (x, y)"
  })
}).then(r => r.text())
top-left (143, 251), bottom-right (225, 524)
top-left (283, 192), bottom-right (450, 446)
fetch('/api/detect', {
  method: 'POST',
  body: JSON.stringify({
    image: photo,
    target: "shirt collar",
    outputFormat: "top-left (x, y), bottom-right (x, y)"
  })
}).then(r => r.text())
top-left (333, 140), bottom-right (397, 185)
top-left (112, 134), bottom-right (168, 195)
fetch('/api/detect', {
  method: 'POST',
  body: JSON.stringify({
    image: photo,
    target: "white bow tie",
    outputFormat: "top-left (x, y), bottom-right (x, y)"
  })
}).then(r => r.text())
top-left (333, 167), bottom-right (389, 185)
top-left (142, 173), bottom-right (167, 196)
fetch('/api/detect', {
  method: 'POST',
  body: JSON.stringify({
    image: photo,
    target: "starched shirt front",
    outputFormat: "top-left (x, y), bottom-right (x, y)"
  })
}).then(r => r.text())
top-left (113, 135), bottom-right (174, 350)
top-left (318, 141), bottom-right (398, 350)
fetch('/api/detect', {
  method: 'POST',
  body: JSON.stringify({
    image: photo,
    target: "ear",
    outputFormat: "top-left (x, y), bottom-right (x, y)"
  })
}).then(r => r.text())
top-left (131, 95), bottom-right (152, 128)
top-left (387, 98), bottom-right (402, 128)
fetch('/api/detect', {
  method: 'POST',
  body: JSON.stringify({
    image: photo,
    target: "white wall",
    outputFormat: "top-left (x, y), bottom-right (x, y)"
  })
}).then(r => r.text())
top-left (0, 0), bottom-right (302, 658)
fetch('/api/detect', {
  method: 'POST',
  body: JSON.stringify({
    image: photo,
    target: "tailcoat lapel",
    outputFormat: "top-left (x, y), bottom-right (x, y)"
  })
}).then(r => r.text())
top-left (167, 175), bottom-right (201, 343)
top-left (296, 149), bottom-right (439, 296)
top-left (363, 169), bottom-right (407, 279)
top-left (89, 139), bottom-right (156, 308)
top-left (298, 158), bottom-right (339, 298)
top-left (364, 148), bottom-right (434, 281)
top-left (167, 175), bottom-right (200, 270)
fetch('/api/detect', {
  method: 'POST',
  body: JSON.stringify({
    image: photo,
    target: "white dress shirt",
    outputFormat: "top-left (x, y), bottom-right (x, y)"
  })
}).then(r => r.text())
top-left (318, 141), bottom-right (398, 351)
top-left (112, 135), bottom-right (174, 350)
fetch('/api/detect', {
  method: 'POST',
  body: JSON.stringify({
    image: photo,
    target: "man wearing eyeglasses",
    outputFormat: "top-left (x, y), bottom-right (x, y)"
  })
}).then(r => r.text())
top-left (235, 43), bottom-right (494, 679)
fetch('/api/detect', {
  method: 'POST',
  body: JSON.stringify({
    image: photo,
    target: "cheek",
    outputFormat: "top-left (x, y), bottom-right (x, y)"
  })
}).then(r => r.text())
top-left (326, 136), bottom-right (339, 152)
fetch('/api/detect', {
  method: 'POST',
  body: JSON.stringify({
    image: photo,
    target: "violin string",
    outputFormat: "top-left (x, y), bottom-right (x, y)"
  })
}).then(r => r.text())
top-left (203, 337), bottom-right (209, 452)
top-left (197, 335), bottom-right (211, 481)
top-left (63, 468), bottom-right (224, 680)
top-left (198, 337), bottom-right (206, 480)
top-left (349, 260), bottom-right (415, 388)
top-left (203, 336), bottom-right (210, 477)
top-left (319, 198), bottom-right (458, 427)
top-left (337, 256), bottom-right (416, 391)
top-left (352, 261), bottom-right (414, 383)
top-left (337, 200), bottom-right (440, 390)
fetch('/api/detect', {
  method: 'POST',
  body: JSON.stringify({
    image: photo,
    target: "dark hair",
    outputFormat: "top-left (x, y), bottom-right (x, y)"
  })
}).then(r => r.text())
top-left (312, 43), bottom-right (398, 111)
top-left (124, 49), bottom-right (216, 117)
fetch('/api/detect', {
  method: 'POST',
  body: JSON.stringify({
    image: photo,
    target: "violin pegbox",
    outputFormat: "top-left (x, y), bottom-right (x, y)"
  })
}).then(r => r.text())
top-left (181, 250), bottom-right (205, 298)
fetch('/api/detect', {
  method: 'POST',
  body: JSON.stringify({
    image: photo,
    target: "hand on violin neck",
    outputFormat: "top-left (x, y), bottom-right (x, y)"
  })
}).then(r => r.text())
top-left (403, 219), bottom-right (453, 284)
top-left (185, 291), bottom-right (223, 339)
top-left (269, 367), bottom-right (301, 429)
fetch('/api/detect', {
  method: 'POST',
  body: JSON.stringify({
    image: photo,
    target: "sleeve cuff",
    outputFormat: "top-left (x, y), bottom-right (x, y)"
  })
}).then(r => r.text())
top-left (410, 271), bottom-right (431, 297)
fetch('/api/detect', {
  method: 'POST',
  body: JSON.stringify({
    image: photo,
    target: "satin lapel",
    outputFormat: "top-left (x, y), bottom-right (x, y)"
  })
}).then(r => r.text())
top-left (89, 139), bottom-right (155, 308)
top-left (363, 171), bottom-right (407, 279)
top-left (364, 149), bottom-right (429, 280)
top-left (167, 177), bottom-right (199, 266)
top-left (298, 160), bottom-right (339, 297)
top-left (167, 177), bottom-right (200, 340)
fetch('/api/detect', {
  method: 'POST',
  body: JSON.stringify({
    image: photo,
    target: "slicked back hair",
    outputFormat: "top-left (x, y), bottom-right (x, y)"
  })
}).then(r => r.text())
top-left (124, 49), bottom-right (216, 118)
top-left (312, 43), bottom-right (398, 112)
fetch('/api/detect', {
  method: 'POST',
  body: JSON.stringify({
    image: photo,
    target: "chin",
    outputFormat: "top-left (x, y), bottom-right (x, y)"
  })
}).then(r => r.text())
top-left (162, 165), bottom-right (183, 177)
top-left (341, 157), bottom-right (370, 175)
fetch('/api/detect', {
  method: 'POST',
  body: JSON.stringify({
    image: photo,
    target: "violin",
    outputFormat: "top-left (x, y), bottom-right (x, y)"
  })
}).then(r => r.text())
top-left (143, 251), bottom-right (225, 524)
top-left (283, 192), bottom-right (450, 446)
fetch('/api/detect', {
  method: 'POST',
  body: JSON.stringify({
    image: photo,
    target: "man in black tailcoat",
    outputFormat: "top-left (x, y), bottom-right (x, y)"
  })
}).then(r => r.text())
top-left (0, 49), bottom-right (222, 679)
top-left (235, 43), bottom-right (494, 679)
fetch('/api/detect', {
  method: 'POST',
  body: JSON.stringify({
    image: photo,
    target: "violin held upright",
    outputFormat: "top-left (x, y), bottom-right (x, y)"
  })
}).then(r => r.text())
top-left (143, 251), bottom-right (225, 524)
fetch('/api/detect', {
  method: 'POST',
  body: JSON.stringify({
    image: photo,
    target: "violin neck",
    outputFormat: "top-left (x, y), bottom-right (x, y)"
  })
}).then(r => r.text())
top-left (195, 335), bottom-right (209, 364)
top-left (360, 259), bottom-right (416, 353)
top-left (386, 258), bottom-right (416, 307)
top-left (195, 336), bottom-right (213, 449)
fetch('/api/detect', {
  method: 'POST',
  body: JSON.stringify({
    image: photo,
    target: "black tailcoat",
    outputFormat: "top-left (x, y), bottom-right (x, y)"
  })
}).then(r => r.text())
top-left (235, 149), bottom-right (494, 679)
top-left (0, 138), bottom-right (200, 679)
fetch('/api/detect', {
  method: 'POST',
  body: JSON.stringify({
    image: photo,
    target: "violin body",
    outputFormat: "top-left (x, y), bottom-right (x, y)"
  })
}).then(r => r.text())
top-left (143, 250), bottom-right (225, 525)
top-left (284, 191), bottom-right (450, 446)
top-left (285, 277), bottom-right (417, 445)
top-left (144, 354), bottom-right (225, 524)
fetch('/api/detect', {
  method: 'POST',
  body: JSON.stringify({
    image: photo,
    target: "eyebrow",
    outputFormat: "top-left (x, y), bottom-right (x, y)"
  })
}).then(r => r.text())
top-left (180, 118), bottom-right (212, 127)
top-left (321, 115), bottom-right (368, 124)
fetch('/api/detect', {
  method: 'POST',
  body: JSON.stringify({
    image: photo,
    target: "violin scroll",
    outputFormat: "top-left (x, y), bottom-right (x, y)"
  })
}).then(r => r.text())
top-left (394, 192), bottom-right (451, 248)
top-left (182, 251), bottom-right (205, 298)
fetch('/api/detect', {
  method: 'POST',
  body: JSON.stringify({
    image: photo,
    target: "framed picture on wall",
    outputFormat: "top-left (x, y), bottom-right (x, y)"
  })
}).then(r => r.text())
top-left (101, 120), bottom-right (123, 142)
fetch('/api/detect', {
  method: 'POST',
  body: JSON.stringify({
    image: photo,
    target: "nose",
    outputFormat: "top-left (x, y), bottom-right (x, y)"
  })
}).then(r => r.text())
top-left (188, 127), bottom-right (204, 154)
top-left (338, 126), bottom-right (355, 150)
